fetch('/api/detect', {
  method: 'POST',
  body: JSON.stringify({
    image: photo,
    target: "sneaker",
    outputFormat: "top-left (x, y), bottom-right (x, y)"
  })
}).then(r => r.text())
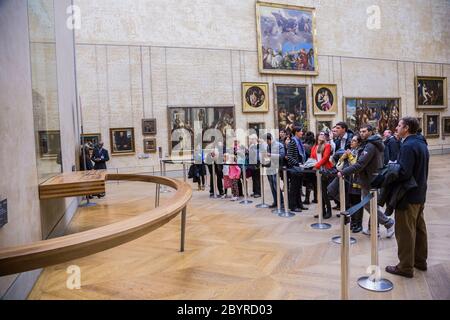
top-left (230, 197), bottom-right (239, 201)
top-left (221, 194), bottom-right (228, 199)
top-left (386, 224), bottom-right (395, 238)
top-left (362, 228), bottom-right (380, 237)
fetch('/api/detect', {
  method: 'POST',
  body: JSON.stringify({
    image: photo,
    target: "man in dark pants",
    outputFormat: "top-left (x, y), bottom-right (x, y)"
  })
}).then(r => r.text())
top-left (91, 141), bottom-right (109, 198)
top-left (286, 126), bottom-right (308, 212)
top-left (383, 130), bottom-right (401, 164)
top-left (385, 117), bottom-right (429, 278)
top-left (206, 143), bottom-right (224, 196)
top-left (92, 141), bottom-right (109, 170)
top-left (248, 134), bottom-right (261, 198)
top-left (261, 133), bottom-right (284, 208)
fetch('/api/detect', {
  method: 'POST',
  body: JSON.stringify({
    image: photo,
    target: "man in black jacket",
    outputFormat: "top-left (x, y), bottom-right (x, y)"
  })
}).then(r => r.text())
top-left (383, 130), bottom-right (401, 164)
top-left (286, 126), bottom-right (308, 212)
top-left (339, 125), bottom-right (394, 236)
top-left (385, 117), bottom-right (429, 278)
top-left (92, 142), bottom-right (109, 170)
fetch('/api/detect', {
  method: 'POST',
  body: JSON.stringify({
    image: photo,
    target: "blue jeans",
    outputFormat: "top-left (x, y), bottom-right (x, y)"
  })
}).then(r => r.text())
top-left (267, 174), bottom-right (284, 206)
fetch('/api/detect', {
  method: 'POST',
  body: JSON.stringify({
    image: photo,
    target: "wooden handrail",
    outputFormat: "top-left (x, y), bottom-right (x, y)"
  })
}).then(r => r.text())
top-left (0, 174), bottom-right (192, 277)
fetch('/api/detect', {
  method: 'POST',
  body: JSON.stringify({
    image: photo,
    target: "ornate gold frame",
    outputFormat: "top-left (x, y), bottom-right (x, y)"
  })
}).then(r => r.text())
top-left (312, 84), bottom-right (338, 115)
top-left (256, 1), bottom-right (318, 76)
top-left (415, 76), bottom-right (447, 109)
top-left (109, 127), bottom-right (136, 155)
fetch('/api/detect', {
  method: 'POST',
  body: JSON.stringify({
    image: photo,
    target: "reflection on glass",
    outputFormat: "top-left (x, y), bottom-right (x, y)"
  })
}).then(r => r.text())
top-left (28, 0), bottom-right (62, 182)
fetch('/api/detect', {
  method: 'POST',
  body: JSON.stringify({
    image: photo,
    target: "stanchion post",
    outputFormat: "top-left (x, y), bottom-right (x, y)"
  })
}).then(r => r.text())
top-left (256, 165), bottom-right (269, 208)
top-left (357, 189), bottom-right (393, 292)
top-left (272, 170), bottom-right (283, 214)
top-left (332, 176), bottom-right (357, 244)
top-left (155, 183), bottom-right (160, 208)
top-left (240, 164), bottom-right (253, 204)
top-left (278, 168), bottom-right (295, 217)
top-left (341, 213), bottom-right (351, 300)
top-left (183, 162), bottom-right (187, 182)
top-left (212, 161), bottom-right (218, 199)
top-left (180, 206), bottom-right (186, 252)
top-left (311, 170), bottom-right (331, 229)
top-left (160, 160), bottom-right (171, 193)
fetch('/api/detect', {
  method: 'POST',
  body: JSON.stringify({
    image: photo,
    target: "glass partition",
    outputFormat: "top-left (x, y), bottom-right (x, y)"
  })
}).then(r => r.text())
top-left (28, 0), bottom-right (62, 182)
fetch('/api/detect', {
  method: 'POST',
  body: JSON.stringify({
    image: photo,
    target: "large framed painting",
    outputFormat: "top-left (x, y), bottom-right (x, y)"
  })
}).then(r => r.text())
top-left (423, 113), bottom-right (440, 138)
top-left (416, 77), bottom-right (447, 109)
top-left (316, 120), bottom-right (333, 134)
top-left (274, 84), bottom-right (309, 132)
top-left (143, 138), bottom-right (157, 153)
top-left (142, 118), bottom-right (157, 135)
top-left (256, 2), bottom-right (318, 75)
top-left (242, 82), bottom-right (269, 113)
top-left (313, 84), bottom-right (337, 115)
top-left (110, 128), bottom-right (135, 155)
top-left (168, 106), bottom-right (235, 155)
top-left (344, 98), bottom-right (401, 134)
top-left (38, 130), bottom-right (61, 158)
top-left (80, 133), bottom-right (101, 147)
top-left (442, 117), bottom-right (450, 137)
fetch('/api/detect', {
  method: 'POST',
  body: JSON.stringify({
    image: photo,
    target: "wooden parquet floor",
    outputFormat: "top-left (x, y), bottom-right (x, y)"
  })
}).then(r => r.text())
top-left (28, 155), bottom-right (450, 300)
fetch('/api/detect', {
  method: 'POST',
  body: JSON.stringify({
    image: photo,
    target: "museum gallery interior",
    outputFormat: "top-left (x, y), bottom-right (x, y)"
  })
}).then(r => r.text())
top-left (0, 0), bottom-right (449, 301)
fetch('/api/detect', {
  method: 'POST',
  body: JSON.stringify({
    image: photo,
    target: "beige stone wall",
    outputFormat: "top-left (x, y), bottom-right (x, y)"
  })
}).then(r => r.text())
top-left (0, 0), bottom-right (42, 298)
top-left (0, 0), bottom-right (80, 298)
top-left (74, 0), bottom-right (450, 169)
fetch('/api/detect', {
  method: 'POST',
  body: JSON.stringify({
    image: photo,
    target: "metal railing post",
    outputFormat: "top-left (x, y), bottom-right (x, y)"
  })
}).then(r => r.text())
top-left (212, 162), bottom-right (218, 199)
top-left (272, 170), bottom-right (283, 215)
top-left (155, 183), bottom-right (160, 208)
top-left (180, 207), bottom-right (187, 252)
top-left (311, 170), bottom-right (331, 229)
top-left (240, 164), bottom-right (253, 204)
top-left (357, 189), bottom-right (394, 292)
top-left (332, 176), bottom-right (357, 244)
top-left (278, 168), bottom-right (295, 217)
top-left (341, 213), bottom-right (351, 300)
top-left (256, 165), bottom-right (269, 208)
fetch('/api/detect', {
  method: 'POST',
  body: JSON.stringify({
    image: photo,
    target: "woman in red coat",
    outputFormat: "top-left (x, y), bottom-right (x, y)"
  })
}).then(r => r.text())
top-left (310, 132), bottom-right (334, 218)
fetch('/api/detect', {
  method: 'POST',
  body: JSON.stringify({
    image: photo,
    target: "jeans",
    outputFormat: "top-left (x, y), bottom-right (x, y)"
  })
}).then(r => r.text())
top-left (361, 188), bottom-right (393, 228)
top-left (267, 174), bottom-right (284, 206)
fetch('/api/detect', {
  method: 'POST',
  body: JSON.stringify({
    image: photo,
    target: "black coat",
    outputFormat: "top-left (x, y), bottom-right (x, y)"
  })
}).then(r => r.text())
top-left (342, 135), bottom-right (384, 190)
top-left (396, 134), bottom-right (429, 204)
top-left (92, 148), bottom-right (109, 170)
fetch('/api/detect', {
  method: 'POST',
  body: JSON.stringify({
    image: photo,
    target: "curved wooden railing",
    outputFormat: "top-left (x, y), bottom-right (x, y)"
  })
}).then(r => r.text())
top-left (0, 174), bottom-right (192, 277)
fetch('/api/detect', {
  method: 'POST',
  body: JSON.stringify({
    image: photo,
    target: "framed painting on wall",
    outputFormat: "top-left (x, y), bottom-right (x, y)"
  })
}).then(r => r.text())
top-left (316, 120), bottom-right (333, 134)
top-left (80, 133), bottom-right (101, 147)
top-left (274, 84), bottom-right (309, 132)
top-left (167, 106), bottom-right (235, 155)
top-left (248, 122), bottom-right (266, 138)
top-left (416, 76), bottom-right (447, 109)
top-left (110, 128), bottom-right (135, 155)
top-left (142, 118), bottom-right (157, 135)
top-left (344, 98), bottom-right (401, 134)
top-left (313, 84), bottom-right (337, 115)
top-left (256, 2), bottom-right (318, 75)
top-left (38, 130), bottom-right (61, 158)
top-left (143, 138), bottom-right (157, 153)
top-left (242, 82), bottom-right (269, 113)
top-left (423, 113), bottom-right (440, 138)
top-left (442, 117), bottom-right (450, 136)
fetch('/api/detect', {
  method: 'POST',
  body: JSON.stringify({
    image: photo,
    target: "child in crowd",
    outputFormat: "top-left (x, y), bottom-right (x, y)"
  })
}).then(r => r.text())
top-left (222, 153), bottom-right (232, 198)
top-left (228, 154), bottom-right (241, 201)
